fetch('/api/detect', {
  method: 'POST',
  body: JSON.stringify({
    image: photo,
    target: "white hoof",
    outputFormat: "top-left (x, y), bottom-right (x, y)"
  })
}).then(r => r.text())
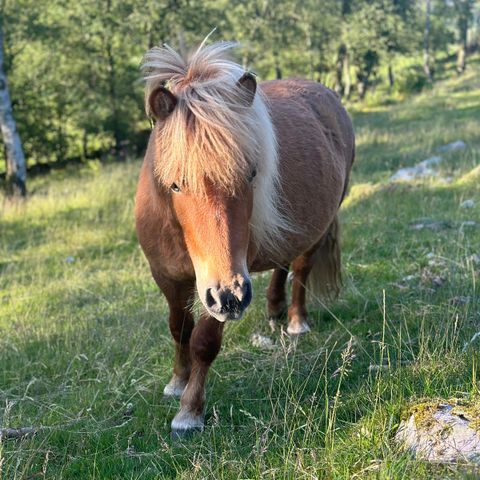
top-left (287, 321), bottom-right (311, 335)
top-left (163, 376), bottom-right (187, 398)
top-left (171, 408), bottom-right (204, 432)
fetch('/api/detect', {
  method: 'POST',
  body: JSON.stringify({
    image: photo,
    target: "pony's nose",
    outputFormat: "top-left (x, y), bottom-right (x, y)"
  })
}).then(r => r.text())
top-left (205, 279), bottom-right (252, 320)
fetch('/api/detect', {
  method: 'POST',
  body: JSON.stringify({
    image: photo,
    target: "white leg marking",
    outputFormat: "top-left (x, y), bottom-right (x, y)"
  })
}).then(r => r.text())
top-left (163, 376), bottom-right (188, 398)
top-left (171, 408), bottom-right (204, 431)
top-left (287, 317), bottom-right (311, 335)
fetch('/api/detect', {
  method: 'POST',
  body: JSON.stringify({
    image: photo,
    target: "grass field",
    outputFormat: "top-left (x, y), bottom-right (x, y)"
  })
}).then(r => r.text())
top-left (1, 62), bottom-right (480, 478)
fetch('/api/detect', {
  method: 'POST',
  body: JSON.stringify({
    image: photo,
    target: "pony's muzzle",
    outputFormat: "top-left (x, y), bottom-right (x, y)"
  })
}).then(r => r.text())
top-left (204, 278), bottom-right (252, 322)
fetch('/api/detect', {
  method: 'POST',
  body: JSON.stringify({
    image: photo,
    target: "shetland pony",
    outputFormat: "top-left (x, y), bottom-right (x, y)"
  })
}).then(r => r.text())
top-left (135, 41), bottom-right (355, 435)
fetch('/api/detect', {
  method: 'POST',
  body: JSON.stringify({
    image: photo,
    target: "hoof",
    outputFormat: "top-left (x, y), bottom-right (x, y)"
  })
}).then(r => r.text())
top-left (171, 409), bottom-right (204, 438)
top-left (287, 320), bottom-right (311, 335)
top-left (163, 376), bottom-right (188, 398)
top-left (171, 426), bottom-right (202, 441)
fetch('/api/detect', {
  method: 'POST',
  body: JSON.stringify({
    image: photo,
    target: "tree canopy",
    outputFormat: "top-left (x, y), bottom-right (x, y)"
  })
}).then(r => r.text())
top-left (0, 0), bottom-right (479, 180)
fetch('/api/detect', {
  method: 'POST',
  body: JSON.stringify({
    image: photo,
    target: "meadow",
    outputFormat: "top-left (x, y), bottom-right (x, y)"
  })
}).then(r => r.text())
top-left (0, 60), bottom-right (479, 478)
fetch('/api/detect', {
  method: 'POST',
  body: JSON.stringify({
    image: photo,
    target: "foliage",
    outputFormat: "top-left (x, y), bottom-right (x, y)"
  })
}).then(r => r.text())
top-left (0, 0), bottom-right (479, 174)
top-left (395, 65), bottom-right (429, 93)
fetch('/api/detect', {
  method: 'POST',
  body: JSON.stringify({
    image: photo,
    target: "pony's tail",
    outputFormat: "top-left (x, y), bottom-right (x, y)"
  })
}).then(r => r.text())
top-left (307, 216), bottom-right (342, 305)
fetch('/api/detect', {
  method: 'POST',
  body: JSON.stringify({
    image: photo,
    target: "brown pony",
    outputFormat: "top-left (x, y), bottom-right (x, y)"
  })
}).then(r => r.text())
top-left (135, 40), bottom-right (355, 435)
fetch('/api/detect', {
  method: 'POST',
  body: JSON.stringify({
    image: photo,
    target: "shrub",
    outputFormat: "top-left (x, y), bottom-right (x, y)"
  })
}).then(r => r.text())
top-left (395, 66), bottom-right (429, 94)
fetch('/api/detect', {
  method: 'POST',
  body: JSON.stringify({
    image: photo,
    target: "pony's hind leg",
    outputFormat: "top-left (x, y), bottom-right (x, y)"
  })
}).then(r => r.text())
top-left (287, 216), bottom-right (342, 335)
top-left (287, 247), bottom-right (318, 335)
top-left (171, 313), bottom-right (224, 436)
top-left (267, 266), bottom-right (289, 320)
top-left (155, 275), bottom-right (195, 398)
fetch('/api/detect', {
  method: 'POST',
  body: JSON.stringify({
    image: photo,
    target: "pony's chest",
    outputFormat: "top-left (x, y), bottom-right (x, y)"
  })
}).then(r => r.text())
top-left (155, 230), bottom-right (194, 280)
top-left (136, 205), bottom-right (195, 281)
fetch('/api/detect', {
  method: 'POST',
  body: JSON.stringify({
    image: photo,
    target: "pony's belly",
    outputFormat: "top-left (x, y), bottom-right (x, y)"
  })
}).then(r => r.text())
top-left (249, 234), bottom-right (322, 272)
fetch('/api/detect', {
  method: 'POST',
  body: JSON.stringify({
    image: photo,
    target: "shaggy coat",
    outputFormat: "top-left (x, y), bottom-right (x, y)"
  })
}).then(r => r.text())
top-left (135, 41), bottom-right (355, 434)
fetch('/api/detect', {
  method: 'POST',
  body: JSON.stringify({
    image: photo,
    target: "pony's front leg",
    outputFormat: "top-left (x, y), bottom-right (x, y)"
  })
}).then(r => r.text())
top-left (157, 277), bottom-right (195, 398)
top-left (171, 313), bottom-right (224, 435)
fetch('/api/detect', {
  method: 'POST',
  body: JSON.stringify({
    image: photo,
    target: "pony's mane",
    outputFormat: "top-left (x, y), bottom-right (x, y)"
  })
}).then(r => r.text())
top-left (141, 40), bottom-right (292, 254)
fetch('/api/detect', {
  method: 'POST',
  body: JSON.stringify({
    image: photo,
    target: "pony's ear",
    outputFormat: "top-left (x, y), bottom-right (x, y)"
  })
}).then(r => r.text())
top-left (237, 72), bottom-right (257, 106)
top-left (148, 86), bottom-right (177, 121)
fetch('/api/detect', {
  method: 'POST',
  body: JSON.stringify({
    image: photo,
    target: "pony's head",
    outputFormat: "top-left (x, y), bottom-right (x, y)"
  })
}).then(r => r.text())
top-left (142, 40), bottom-right (288, 322)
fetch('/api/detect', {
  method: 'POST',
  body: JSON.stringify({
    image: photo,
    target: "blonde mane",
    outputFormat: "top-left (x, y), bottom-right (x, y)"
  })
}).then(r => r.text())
top-left (141, 40), bottom-right (292, 254)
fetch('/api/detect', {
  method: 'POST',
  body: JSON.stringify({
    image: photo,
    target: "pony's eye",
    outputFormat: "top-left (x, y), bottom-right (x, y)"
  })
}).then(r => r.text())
top-left (170, 183), bottom-right (181, 193)
top-left (249, 169), bottom-right (257, 182)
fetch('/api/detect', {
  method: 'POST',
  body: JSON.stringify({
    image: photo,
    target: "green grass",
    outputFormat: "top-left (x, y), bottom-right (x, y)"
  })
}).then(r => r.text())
top-left (1, 63), bottom-right (480, 479)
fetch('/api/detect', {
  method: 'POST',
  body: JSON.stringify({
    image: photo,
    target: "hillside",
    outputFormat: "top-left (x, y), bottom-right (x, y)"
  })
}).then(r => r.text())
top-left (0, 63), bottom-right (479, 478)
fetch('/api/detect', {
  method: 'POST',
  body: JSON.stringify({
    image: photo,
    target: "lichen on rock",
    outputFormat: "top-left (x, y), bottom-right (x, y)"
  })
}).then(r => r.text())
top-left (396, 399), bottom-right (480, 464)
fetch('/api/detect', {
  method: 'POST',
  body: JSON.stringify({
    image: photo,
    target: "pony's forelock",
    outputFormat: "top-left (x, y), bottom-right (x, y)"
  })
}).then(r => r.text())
top-left (141, 39), bottom-right (293, 254)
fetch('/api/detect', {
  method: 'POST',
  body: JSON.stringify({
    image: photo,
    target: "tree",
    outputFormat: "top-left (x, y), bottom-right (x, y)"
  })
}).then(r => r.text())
top-left (453, 0), bottom-right (475, 73)
top-left (0, 20), bottom-right (26, 196)
top-left (344, 3), bottom-right (385, 99)
top-left (0, 0), bottom-right (474, 179)
top-left (423, 0), bottom-right (433, 81)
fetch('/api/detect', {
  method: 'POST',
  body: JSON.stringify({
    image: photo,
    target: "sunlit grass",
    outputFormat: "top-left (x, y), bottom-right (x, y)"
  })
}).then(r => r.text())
top-left (0, 62), bottom-right (479, 478)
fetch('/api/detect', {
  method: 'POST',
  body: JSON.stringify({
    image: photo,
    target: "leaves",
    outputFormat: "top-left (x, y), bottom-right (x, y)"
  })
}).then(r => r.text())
top-left (0, 0), bottom-right (476, 171)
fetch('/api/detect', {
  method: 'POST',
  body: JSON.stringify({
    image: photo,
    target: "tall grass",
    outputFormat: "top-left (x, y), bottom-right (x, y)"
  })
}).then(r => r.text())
top-left (0, 60), bottom-right (479, 478)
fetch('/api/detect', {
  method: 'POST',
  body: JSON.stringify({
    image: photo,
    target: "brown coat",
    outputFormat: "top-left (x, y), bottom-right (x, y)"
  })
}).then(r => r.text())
top-left (135, 79), bottom-right (354, 279)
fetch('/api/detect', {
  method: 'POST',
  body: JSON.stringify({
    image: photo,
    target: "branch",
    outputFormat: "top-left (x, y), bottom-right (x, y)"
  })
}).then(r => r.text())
top-left (0, 417), bottom-right (84, 441)
top-left (0, 425), bottom-right (43, 440)
top-left (0, 408), bottom-right (133, 440)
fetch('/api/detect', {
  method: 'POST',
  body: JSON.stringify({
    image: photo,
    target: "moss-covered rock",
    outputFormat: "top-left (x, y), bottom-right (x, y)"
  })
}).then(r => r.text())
top-left (396, 399), bottom-right (480, 464)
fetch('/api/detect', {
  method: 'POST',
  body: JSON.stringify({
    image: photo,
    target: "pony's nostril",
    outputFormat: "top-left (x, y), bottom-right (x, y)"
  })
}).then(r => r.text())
top-left (205, 283), bottom-right (251, 318)
top-left (205, 288), bottom-right (217, 309)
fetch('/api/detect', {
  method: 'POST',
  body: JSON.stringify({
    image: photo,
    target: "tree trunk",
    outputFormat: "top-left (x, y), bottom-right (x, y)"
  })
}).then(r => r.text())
top-left (423, 0), bottom-right (433, 81)
top-left (176, 28), bottom-right (186, 59)
top-left (305, 24), bottom-right (315, 81)
top-left (456, 18), bottom-right (468, 73)
top-left (106, 42), bottom-right (121, 154)
top-left (273, 51), bottom-right (282, 80)
top-left (457, 42), bottom-right (466, 73)
top-left (344, 52), bottom-right (352, 99)
top-left (81, 131), bottom-right (87, 159)
top-left (334, 44), bottom-right (347, 96)
top-left (0, 23), bottom-right (26, 196)
top-left (105, 0), bottom-right (121, 155)
top-left (357, 79), bottom-right (367, 100)
top-left (242, 52), bottom-right (249, 71)
top-left (388, 63), bottom-right (394, 90)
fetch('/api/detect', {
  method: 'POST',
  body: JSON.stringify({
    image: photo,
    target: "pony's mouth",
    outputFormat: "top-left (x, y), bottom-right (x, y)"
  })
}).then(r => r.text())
top-left (207, 309), bottom-right (245, 323)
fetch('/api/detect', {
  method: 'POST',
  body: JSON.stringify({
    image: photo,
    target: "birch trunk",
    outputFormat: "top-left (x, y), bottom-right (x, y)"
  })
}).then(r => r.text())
top-left (344, 52), bottom-right (352, 99)
top-left (423, 0), bottom-right (433, 81)
top-left (0, 23), bottom-right (26, 196)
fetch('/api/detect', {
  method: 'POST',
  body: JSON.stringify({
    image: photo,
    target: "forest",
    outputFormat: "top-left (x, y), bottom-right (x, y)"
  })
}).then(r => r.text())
top-left (0, 0), bottom-right (479, 195)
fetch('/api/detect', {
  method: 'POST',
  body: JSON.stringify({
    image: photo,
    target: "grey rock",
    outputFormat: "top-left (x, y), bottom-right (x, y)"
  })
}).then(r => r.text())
top-left (437, 140), bottom-right (467, 153)
top-left (460, 199), bottom-right (475, 209)
top-left (390, 156), bottom-right (443, 182)
top-left (396, 403), bottom-right (480, 464)
top-left (419, 155), bottom-right (443, 168)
